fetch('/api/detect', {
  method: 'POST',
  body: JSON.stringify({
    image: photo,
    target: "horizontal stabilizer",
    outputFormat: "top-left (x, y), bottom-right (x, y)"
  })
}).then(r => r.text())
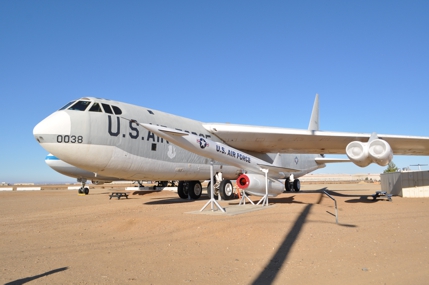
top-left (315, 157), bottom-right (350, 164)
top-left (257, 163), bottom-right (301, 173)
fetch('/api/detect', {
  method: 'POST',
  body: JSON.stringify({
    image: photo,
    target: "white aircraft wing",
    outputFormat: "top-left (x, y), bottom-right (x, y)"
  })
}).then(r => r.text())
top-left (203, 123), bottom-right (429, 155)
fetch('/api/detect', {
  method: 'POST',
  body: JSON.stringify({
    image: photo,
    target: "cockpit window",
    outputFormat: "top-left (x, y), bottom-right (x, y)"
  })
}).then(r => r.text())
top-left (102, 103), bottom-right (113, 114)
top-left (89, 102), bottom-right (103, 112)
top-left (59, 101), bottom-right (76, 110)
top-left (68, 100), bottom-right (91, 111)
top-left (112, 105), bottom-right (122, 115)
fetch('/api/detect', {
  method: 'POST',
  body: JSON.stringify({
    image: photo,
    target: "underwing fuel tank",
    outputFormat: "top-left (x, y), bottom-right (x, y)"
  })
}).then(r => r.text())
top-left (236, 173), bottom-right (285, 196)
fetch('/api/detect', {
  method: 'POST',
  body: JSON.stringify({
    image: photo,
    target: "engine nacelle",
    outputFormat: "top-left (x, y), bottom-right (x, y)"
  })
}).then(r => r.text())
top-left (368, 139), bottom-right (393, 166)
top-left (346, 141), bottom-right (372, 167)
top-left (346, 139), bottom-right (393, 167)
top-left (237, 174), bottom-right (284, 197)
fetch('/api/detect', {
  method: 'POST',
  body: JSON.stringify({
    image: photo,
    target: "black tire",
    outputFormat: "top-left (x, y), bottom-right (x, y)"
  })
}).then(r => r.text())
top-left (78, 188), bottom-right (83, 194)
top-left (219, 180), bottom-right (235, 200)
top-left (84, 187), bottom-right (89, 195)
top-left (285, 178), bottom-right (291, 192)
top-left (188, 181), bottom-right (202, 200)
top-left (177, 181), bottom-right (188, 199)
top-left (206, 181), bottom-right (219, 199)
top-left (293, 179), bottom-right (301, 192)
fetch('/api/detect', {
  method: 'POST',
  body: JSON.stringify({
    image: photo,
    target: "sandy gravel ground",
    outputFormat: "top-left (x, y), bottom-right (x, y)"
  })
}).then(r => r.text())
top-left (1, 183), bottom-right (428, 284)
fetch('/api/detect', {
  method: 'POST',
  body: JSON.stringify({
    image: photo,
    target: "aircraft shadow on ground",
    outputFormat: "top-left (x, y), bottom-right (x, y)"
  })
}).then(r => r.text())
top-left (145, 194), bottom-right (311, 206)
top-left (322, 189), bottom-right (390, 203)
top-left (228, 195), bottom-right (305, 206)
top-left (5, 267), bottom-right (68, 285)
top-left (131, 191), bottom-right (161, 196)
top-left (144, 197), bottom-right (201, 205)
top-left (233, 187), bottom-right (329, 205)
top-left (250, 193), bottom-right (325, 284)
top-left (278, 187), bottom-right (389, 204)
top-left (250, 188), bottom-right (360, 283)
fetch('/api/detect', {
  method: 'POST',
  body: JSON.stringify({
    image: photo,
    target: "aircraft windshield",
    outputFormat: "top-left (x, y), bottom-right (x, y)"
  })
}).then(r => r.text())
top-left (59, 101), bottom-right (76, 110)
top-left (89, 102), bottom-right (103, 112)
top-left (68, 100), bottom-right (91, 111)
top-left (102, 103), bottom-right (113, 114)
top-left (112, 105), bottom-right (122, 115)
top-left (59, 99), bottom-right (122, 115)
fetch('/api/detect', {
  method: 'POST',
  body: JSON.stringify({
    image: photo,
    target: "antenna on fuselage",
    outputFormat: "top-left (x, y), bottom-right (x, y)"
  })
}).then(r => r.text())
top-left (308, 93), bottom-right (319, 131)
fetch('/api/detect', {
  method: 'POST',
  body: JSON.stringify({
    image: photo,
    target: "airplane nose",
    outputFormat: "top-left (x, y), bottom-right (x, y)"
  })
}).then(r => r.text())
top-left (33, 111), bottom-right (71, 143)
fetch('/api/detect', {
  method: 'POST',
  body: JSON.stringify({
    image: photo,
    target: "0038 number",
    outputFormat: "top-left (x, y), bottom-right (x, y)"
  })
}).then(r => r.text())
top-left (56, 135), bottom-right (83, 143)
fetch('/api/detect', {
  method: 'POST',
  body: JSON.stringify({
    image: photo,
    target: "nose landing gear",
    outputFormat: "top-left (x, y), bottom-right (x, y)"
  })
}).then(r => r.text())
top-left (77, 178), bottom-right (89, 195)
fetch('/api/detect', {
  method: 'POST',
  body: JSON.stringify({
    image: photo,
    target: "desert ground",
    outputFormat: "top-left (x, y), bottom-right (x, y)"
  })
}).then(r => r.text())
top-left (1, 182), bottom-right (428, 284)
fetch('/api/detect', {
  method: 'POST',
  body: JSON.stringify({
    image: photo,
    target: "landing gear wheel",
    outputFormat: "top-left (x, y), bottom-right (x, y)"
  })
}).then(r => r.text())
top-left (206, 181), bottom-right (219, 199)
top-left (219, 180), bottom-right (234, 200)
top-left (188, 181), bottom-right (202, 199)
top-left (77, 178), bottom-right (88, 195)
top-left (293, 179), bottom-right (301, 192)
top-left (285, 178), bottom-right (291, 192)
top-left (177, 181), bottom-right (188, 199)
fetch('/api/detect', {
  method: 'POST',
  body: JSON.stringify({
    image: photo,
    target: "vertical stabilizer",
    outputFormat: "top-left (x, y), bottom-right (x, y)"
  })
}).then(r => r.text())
top-left (308, 94), bottom-right (319, 131)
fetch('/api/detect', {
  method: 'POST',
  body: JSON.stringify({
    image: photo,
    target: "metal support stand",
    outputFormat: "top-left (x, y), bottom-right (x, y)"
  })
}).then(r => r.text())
top-left (256, 168), bottom-right (269, 206)
top-left (200, 160), bottom-right (225, 213)
top-left (239, 189), bottom-right (255, 205)
top-left (323, 191), bottom-right (338, 224)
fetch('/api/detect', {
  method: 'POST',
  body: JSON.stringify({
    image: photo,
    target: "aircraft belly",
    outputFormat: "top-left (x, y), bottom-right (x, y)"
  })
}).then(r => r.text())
top-left (101, 147), bottom-right (240, 180)
top-left (50, 143), bottom-right (240, 181)
top-left (40, 143), bottom-right (114, 173)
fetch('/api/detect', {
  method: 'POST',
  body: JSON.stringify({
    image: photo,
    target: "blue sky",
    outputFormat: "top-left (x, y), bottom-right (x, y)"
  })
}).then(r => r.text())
top-left (1, 1), bottom-right (428, 184)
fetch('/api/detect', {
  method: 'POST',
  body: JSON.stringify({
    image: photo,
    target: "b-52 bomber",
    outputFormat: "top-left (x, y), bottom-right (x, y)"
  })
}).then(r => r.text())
top-left (33, 94), bottom-right (429, 198)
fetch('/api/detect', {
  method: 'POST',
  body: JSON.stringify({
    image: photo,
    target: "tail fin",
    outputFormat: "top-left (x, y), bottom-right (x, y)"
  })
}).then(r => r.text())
top-left (308, 94), bottom-right (319, 131)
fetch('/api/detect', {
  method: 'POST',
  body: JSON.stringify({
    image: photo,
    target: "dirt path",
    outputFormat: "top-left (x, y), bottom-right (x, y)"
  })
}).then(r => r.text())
top-left (1, 183), bottom-right (428, 284)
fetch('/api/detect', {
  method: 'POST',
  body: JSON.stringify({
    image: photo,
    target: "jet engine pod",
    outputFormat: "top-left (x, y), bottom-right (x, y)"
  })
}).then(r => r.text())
top-left (368, 139), bottom-right (393, 166)
top-left (236, 173), bottom-right (284, 197)
top-left (237, 174), bottom-right (250, 189)
top-left (346, 141), bottom-right (372, 167)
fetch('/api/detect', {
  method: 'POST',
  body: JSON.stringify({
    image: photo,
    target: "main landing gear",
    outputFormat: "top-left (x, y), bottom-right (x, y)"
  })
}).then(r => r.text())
top-left (177, 180), bottom-right (235, 200)
top-left (155, 180), bottom-right (178, 187)
top-left (285, 178), bottom-right (301, 192)
top-left (77, 178), bottom-right (89, 195)
top-left (177, 181), bottom-right (203, 200)
top-left (207, 179), bottom-right (235, 200)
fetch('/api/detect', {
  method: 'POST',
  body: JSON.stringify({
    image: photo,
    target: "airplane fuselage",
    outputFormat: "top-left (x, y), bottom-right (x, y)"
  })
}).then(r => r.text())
top-left (33, 97), bottom-right (323, 196)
